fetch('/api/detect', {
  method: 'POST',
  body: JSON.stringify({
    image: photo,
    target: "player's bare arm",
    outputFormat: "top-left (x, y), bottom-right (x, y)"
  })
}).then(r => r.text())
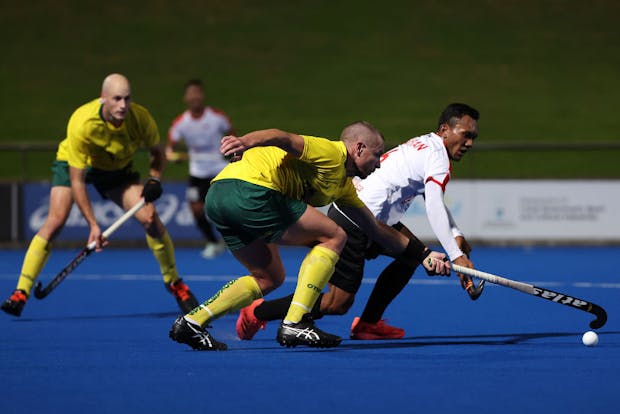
top-left (148, 144), bottom-right (166, 179)
top-left (69, 166), bottom-right (104, 250)
top-left (453, 234), bottom-right (474, 268)
top-left (337, 204), bottom-right (450, 275)
top-left (220, 129), bottom-right (305, 158)
top-left (455, 235), bottom-right (472, 257)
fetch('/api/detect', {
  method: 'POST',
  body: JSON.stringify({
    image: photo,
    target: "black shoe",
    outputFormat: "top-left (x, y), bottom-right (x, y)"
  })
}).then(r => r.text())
top-left (165, 279), bottom-right (200, 313)
top-left (1, 289), bottom-right (28, 317)
top-left (277, 315), bottom-right (342, 348)
top-left (169, 316), bottom-right (227, 351)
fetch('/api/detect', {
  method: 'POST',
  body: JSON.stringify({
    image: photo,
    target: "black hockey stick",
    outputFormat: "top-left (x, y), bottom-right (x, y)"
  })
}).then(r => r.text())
top-left (33, 199), bottom-right (146, 299)
top-left (451, 263), bottom-right (607, 329)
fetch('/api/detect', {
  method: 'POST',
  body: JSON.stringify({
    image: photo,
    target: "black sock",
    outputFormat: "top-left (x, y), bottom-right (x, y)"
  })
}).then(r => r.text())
top-left (254, 293), bottom-right (324, 321)
top-left (309, 293), bottom-right (324, 320)
top-left (360, 260), bottom-right (417, 323)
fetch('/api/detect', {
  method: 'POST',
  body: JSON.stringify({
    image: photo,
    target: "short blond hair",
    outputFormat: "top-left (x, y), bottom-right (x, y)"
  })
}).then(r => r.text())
top-left (340, 121), bottom-right (384, 144)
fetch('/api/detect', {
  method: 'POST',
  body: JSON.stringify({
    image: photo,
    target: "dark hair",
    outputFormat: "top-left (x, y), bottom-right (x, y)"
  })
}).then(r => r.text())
top-left (184, 78), bottom-right (204, 90)
top-left (438, 103), bottom-right (479, 129)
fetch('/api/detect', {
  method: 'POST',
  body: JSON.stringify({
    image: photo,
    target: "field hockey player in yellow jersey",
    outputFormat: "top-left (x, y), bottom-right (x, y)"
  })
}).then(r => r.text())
top-left (169, 122), bottom-right (451, 350)
top-left (1, 74), bottom-right (199, 317)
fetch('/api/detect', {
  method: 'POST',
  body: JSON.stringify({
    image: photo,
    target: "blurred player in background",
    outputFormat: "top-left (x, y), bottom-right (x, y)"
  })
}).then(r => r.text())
top-left (1, 73), bottom-right (199, 317)
top-left (168, 122), bottom-right (451, 350)
top-left (166, 79), bottom-right (234, 259)
top-left (236, 103), bottom-right (482, 341)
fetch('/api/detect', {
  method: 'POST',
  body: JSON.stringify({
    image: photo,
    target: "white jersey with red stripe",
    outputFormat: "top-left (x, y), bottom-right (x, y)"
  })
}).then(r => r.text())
top-left (353, 132), bottom-right (464, 260)
top-left (168, 107), bottom-right (232, 178)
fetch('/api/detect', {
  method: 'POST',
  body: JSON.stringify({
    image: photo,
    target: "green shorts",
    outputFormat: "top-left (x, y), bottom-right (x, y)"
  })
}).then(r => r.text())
top-left (51, 160), bottom-right (73, 187)
top-left (51, 160), bottom-right (140, 199)
top-left (205, 179), bottom-right (307, 251)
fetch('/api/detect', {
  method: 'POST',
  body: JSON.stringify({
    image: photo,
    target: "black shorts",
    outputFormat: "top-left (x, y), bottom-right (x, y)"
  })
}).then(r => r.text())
top-left (186, 176), bottom-right (215, 203)
top-left (328, 205), bottom-right (371, 294)
top-left (51, 160), bottom-right (139, 200)
top-left (328, 205), bottom-right (405, 294)
top-left (89, 163), bottom-right (140, 199)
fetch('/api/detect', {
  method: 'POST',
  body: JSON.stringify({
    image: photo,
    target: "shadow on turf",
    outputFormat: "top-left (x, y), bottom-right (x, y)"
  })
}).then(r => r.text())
top-left (336, 331), bottom-right (620, 350)
top-left (13, 311), bottom-right (180, 322)
top-left (216, 331), bottom-right (620, 352)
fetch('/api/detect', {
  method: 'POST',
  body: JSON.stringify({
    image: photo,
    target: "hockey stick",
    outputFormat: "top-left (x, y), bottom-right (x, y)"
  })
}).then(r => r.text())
top-left (451, 263), bottom-right (607, 329)
top-left (33, 198), bottom-right (146, 299)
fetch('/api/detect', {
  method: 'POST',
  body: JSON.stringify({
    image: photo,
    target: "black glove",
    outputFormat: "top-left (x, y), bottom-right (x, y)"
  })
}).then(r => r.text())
top-left (141, 177), bottom-right (162, 203)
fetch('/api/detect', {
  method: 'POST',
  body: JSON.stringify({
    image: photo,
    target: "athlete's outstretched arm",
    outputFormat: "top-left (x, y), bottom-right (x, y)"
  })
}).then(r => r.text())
top-left (220, 129), bottom-right (305, 158)
top-left (424, 180), bottom-right (468, 262)
top-left (336, 204), bottom-right (449, 275)
top-left (445, 208), bottom-right (472, 256)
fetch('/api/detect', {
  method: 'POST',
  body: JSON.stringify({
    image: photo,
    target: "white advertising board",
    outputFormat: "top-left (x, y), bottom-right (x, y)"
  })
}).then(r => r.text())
top-left (399, 180), bottom-right (620, 243)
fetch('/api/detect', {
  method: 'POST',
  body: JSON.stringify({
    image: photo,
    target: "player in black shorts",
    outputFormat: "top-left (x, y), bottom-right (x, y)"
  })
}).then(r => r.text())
top-left (236, 103), bottom-right (484, 340)
top-left (235, 203), bottom-right (427, 340)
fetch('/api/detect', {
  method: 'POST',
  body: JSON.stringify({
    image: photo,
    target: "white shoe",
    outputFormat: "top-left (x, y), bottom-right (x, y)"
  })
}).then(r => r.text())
top-left (201, 241), bottom-right (226, 259)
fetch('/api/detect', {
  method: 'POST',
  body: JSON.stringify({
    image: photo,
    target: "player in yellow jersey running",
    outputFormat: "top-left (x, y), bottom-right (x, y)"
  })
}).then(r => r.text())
top-left (1, 73), bottom-right (199, 317)
top-left (169, 122), bottom-right (452, 350)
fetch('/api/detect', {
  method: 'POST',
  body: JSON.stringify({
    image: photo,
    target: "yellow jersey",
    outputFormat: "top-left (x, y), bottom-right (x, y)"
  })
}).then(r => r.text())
top-left (213, 135), bottom-right (364, 208)
top-left (55, 138), bottom-right (72, 162)
top-left (65, 99), bottom-right (160, 171)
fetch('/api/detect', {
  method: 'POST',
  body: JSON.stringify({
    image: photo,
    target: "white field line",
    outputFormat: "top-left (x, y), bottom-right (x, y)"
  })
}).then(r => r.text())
top-left (0, 273), bottom-right (619, 289)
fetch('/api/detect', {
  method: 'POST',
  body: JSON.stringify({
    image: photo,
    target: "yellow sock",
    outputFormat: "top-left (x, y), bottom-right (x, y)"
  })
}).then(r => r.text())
top-left (186, 276), bottom-right (262, 327)
top-left (284, 246), bottom-right (339, 324)
top-left (146, 232), bottom-right (179, 285)
top-left (17, 235), bottom-right (52, 296)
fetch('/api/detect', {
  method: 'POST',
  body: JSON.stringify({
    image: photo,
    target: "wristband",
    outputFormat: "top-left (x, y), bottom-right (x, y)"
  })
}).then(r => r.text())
top-left (398, 238), bottom-right (429, 264)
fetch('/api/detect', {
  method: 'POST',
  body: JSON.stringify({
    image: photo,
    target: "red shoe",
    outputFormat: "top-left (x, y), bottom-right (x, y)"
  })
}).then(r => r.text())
top-left (165, 279), bottom-right (199, 313)
top-left (1, 289), bottom-right (28, 317)
top-left (236, 298), bottom-right (267, 340)
top-left (350, 316), bottom-right (405, 340)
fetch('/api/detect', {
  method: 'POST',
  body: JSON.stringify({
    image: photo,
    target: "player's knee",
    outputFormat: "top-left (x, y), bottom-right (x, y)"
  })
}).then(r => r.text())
top-left (144, 214), bottom-right (167, 239)
top-left (251, 270), bottom-right (285, 294)
top-left (330, 225), bottom-right (348, 253)
top-left (140, 208), bottom-right (159, 230)
top-left (256, 281), bottom-right (280, 296)
top-left (272, 278), bottom-right (284, 292)
top-left (39, 216), bottom-right (68, 240)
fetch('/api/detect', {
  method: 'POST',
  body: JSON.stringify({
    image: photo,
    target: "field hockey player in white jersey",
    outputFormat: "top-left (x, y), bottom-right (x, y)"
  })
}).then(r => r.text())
top-left (236, 103), bottom-right (483, 341)
top-left (166, 79), bottom-right (234, 259)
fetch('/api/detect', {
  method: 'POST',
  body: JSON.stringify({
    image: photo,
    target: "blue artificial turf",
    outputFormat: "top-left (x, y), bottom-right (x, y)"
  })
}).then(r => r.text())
top-left (1, 246), bottom-right (618, 413)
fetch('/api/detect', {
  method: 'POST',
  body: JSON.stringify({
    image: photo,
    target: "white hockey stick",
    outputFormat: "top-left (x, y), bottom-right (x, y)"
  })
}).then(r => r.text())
top-left (451, 263), bottom-right (607, 329)
top-left (34, 198), bottom-right (146, 299)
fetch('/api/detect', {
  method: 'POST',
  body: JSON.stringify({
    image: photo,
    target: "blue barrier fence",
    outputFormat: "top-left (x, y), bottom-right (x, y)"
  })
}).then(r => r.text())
top-left (22, 182), bottom-right (204, 242)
